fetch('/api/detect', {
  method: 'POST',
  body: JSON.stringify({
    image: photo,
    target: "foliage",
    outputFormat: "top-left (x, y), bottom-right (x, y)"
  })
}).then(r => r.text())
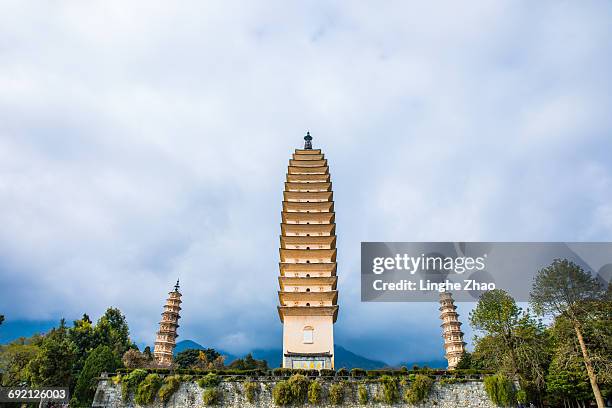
top-left (228, 353), bottom-right (268, 370)
top-left (329, 382), bottom-right (345, 405)
top-left (0, 338), bottom-right (40, 386)
top-left (358, 384), bottom-right (368, 404)
top-left (287, 374), bottom-right (310, 403)
top-left (244, 381), bottom-right (259, 403)
top-left (515, 389), bottom-right (527, 404)
top-left (73, 345), bottom-right (120, 407)
top-left (272, 380), bottom-right (292, 406)
top-left (404, 374), bottom-right (433, 404)
top-left (379, 375), bottom-right (399, 404)
top-left (158, 375), bottom-right (182, 402)
top-left (455, 351), bottom-right (473, 369)
top-left (320, 368), bottom-right (335, 377)
top-left (308, 380), bottom-right (322, 404)
top-left (531, 259), bottom-right (609, 407)
top-left (26, 322), bottom-right (77, 387)
top-left (175, 348), bottom-right (203, 369)
top-left (121, 368), bottom-right (148, 402)
top-left (351, 368), bottom-right (366, 378)
top-left (122, 349), bottom-right (150, 369)
top-left (68, 314), bottom-right (96, 373)
top-left (202, 387), bottom-right (220, 405)
top-left (134, 373), bottom-right (162, 405)
top-left (197, 372), bottom-right (221, 388)
top-left (336, 367), bottom-right (349, 377)
top-left (483, 374), bottom-right (516, 407)
top-left (93, 308), bottom-right (134, 359)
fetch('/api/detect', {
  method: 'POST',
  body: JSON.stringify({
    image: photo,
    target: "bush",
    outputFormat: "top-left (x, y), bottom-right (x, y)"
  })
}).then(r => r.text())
top-left (273, 368), bottom-right (293, 377)
top-left (303, 380), bottom-right (321, 404)
top-left (484, 374), bottom-right (516, 407)
top-left (336, 368), bottom-right (349, 377)
top-left (287, 374), bottom-right (310, 404)
top-left (121, 368), bottom-right (148, 402)
top-left (380, 375), bottom-right (399, 404)
top-left (244, 381), bottom-right (259, 403)
top-left (358, 384), bottom-right (368, 404)
top-left (158, 375), bottom-right (181, 402)
top-left (198, 372), bottom-right (221, 388)
top-left (320, 369), bottom-right (335, 377)
top-left (272, 381), bottom-right (293, 406)
top-left (202, 388), bottom-right (220, 405)
top-left (351, 368), bottom-right (367, 378)
top-left (405, 374), bottom-right (433, 404)
top-left (135, 374), bottom-right (162, 405)
top-left (329, 382), bottom-right (345, 405)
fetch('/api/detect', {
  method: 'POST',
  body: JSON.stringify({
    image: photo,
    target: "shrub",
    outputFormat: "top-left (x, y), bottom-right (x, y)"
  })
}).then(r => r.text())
top-left (351, 368), bottom-right (367, 378)
top-left (336, 368), bottom-right (349, 377)
top-left (516, 389), bottom-right (527, 404)
top-left (158, 375), bottom-right (181, 403)
top-left (121, 369), bottom-right (148, 402)
top-left (380, 375), bottom-right (399, 404)
top-left (202, 388), bottom-right (220, 405)
top-left (244, 381), bottom-right (259, 403)
top-left (405, 374), bottom-right (433, 404)
top-left (273, 368), bottom-right (292, 377)
top-left (320, 369), bottom-right (335, 377)
top-left (484, 374), bottom-right (516, 407)
top-left (272, 381), bottom-right (293, 406)
top-left (358, 384), bottom-right (368, 404)
top-left (308, 380), bottom-right (323, 404)
top-left (135, 374), bottom-right (162, 405)
top-left (329, 382), bottom-right (345, 405)
top-left (287, 374), bottom-right (310, 404)
top-left (198, 372), bottom-right (221, 388)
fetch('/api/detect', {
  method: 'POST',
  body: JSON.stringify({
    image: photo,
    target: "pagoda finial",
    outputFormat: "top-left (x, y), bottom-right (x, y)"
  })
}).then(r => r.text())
top-left (174, 279), bottom-right (180, 292)
top-left (304, 131), bottom-right (313, 150)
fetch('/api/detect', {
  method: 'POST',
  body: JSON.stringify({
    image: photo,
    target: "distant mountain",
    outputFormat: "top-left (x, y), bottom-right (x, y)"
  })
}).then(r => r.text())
top-left (397, 359), bottom-right (447, 369)
top-left (175, 340), bottom-right (389, 369)
top-left (334, 345), bottom-right (388, 370)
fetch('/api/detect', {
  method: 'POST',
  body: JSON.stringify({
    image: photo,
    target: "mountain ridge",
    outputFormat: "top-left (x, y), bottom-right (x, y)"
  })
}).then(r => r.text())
top-left (174, 339), bottom-right (445, 369)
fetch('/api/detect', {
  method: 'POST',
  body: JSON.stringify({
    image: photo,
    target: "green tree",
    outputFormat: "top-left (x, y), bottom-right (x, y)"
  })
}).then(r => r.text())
top-left (470, 290), bottom-right (550, 403)
top-left (175, 349), bottom-right (203, 369)
top-left (470, 290), bottom-right (523, 376)
top-left (228, 353), bottom-right (268, 370)
top-left (72, 345), bottom-right (120, 407)
top-left (94, 308), bottom-right (134, 359)
top-left (0, 337), bottom-right (41, 386)
top-left (69, 314), bottom-right (97, 372)
top-left (530, 259), bottom-right (607, 408)
top-left (26, 323), bottom-right (77, 387)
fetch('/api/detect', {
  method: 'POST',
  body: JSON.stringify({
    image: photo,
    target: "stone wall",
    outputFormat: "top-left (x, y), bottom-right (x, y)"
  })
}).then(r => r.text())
top-left (92, 376), bottom-right (495, 408)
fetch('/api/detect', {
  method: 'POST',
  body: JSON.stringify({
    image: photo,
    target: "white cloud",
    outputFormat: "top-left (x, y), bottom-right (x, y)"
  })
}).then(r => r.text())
top-left (0, 0), bottom-right (611, 363)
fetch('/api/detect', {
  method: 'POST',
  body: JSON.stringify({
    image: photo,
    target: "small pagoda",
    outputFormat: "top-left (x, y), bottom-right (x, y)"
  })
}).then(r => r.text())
top-left (277, 132), bottom-right (339, 370)
top-left (439, 292), bottom-right (467, 369)
top-left (153, 280), bottom-right (182, 367)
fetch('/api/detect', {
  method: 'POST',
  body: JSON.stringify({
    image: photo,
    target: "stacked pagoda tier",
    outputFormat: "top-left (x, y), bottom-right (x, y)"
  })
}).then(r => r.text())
top-left (278, 138), bottom-right (338, 369)
top-left (439, 292), bottom-right (466, 369)
top-left (153, 281), bottom-right (182, 367)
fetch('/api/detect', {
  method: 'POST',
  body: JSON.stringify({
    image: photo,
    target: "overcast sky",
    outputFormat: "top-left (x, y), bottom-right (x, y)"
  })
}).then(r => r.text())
top-left (1, 1), bottom-right (611, 364)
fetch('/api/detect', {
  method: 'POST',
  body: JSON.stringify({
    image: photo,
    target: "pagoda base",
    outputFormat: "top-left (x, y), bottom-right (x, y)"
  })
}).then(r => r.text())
top-left (284, 351), bottom-right (332, 370)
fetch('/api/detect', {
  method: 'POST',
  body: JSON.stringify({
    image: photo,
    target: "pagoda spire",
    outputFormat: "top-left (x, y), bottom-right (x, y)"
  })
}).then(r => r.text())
top-left (153, 281), bottom-right (182, 367)
top-left (439, 292), bottom-right (466, 369)
top-left (304, 131), bottom-right (313, 150)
